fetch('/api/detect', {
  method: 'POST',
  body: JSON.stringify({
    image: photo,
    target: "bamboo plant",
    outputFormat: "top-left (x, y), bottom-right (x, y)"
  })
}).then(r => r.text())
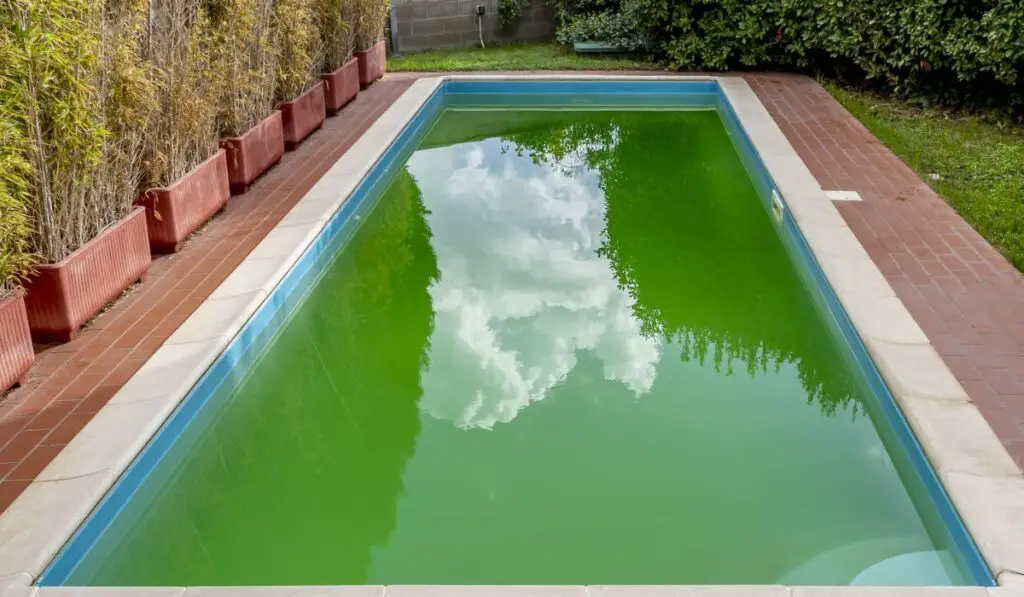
top-left (145, 0), bottom-right (221, 187)
top-left (95, 0), bottom-right (156, 226)
top-left (211, 0), bottom-right (280, 137)
top-left (0, 111), bottom-right (33, 297)
top-left (274, 0), bottom-right (324, 101)
top-left (317, 0), bottom-right (356, 72)
top-left (353, 0), bottom-right (388, 51)
top-left (0, 0), bottom-right (152, 264)
top-left (0, 6), bottom-right (33, 295)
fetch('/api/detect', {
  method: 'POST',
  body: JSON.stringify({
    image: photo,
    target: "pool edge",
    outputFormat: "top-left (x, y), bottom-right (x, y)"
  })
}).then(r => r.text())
top-left (13, 585), bottom-right (1018, 597)
top-left (1, 74), bottom-right (1022, 594)
top-left (716, 76), bottom-right (1024, 586)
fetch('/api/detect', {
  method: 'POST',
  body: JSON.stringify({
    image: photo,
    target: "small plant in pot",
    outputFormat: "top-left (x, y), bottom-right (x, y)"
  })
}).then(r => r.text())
top-left (317, 0), bottom-right (359, 115)
top-left (274, 0), bottom-right (326, 150)
top-left (138, 0), bottom-right (230, 253)
top-left (4, 0), bottom-right (154, 343)
top-left (353, 0), bottom-right (388, 89)
top-left (0, 111), bottom-right (35, 390)
top-left (212, 0), bottom-right (284, 194)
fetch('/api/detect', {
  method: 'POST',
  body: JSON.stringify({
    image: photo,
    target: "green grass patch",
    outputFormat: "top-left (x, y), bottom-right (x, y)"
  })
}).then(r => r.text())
top-left (828, 84), bottom-right (1024, 272)
top-left (387, 42), bottom-right (658, 72)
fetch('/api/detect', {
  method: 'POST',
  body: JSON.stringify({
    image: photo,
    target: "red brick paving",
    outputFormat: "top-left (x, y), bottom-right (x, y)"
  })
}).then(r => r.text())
top-left (0, 78), bottom-right (413, 513)
top-left (744, 73), bottom-right (1024, 469)
top-left (0, 71), bottom-right (1021, 518)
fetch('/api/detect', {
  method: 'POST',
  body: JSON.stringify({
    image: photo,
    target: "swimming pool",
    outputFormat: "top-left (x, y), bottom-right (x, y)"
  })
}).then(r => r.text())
top-left (10, 78), bottom-right (1013, 591)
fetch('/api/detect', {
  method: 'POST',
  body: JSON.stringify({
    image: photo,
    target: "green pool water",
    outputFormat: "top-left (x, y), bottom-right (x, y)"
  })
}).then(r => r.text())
top-left (68, 108), bottom-right (971, 586)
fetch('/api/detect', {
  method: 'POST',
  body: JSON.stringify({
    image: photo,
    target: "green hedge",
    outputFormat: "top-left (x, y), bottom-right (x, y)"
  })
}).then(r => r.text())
top-left (557, 0), bottom-right (1024, 113)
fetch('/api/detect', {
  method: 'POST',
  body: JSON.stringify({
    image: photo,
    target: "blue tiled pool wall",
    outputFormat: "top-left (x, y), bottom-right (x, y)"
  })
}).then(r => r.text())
top-left (39, 79), bottom-right (994, 586)
top-left (444, 79), bottom-right (719, 109)
top-left (38, 87), bottom-right (447, 587)
top-left (712, 90), bottom-right (992, 586)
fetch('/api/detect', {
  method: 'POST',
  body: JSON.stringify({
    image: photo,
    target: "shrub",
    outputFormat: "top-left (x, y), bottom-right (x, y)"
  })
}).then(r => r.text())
top-left (146, 0), bottom-right (221, 186)
top-left (498, 0), bottom-right (528, 29)
top-left (274, 0), bottom-right (324, 100)
top-left (353, 0), bottom-right (388, 51)
top-left (554, 0), bottom-right (1024, 113)
top-left (554, 8), bottom-right (648, 51)
top-left (318, 0), bottom-right (356, 72)
top-left (211, 0), bottom-right (279, 136)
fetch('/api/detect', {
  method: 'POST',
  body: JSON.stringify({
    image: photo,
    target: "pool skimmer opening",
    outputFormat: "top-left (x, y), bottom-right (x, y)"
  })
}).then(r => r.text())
top-left (771, 189), bottom-right (785, 221)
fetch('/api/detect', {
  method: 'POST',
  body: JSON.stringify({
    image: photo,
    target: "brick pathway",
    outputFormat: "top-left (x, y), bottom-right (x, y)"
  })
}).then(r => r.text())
top-left (744, 73), bottom-right (1024, 469)
top-left (0, 78), bottom-right (414, 512)
top-left (0, 71), bottom-right (1021, 518)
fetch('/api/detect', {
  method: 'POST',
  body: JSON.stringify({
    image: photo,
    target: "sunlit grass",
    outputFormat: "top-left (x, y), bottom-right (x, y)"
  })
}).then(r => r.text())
top-left (828, 85), bottom-right (1024, 271)
top-left (388, 42), bottom-right (658, 72)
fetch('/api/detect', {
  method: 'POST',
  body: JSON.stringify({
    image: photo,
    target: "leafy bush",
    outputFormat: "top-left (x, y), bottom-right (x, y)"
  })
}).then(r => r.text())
top-left (353, 0), bottom-right (388, 50)
top-left (498, 0), bottom-right (528, 29)
top-left (211, 0), bottom-right (280, 136)
top-left (554, 9), bottom-right (648, 51)
top-left (275, 0), bottom-right (324, 100)
top-left (555, 0), bottom-right (1024, 113)
top-left (318, 0), bottom-right (356, 71)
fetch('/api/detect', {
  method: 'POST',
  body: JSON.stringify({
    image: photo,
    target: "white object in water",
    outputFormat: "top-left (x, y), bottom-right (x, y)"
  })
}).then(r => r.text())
top-left (851, 549), bottom-right (958, 586)
top-left (778, 536), bottom-right (956, 586)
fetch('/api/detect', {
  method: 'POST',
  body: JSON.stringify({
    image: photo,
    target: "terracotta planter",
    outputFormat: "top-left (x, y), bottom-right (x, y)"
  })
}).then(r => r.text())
top-left (221, 111), bottom-right (285, 195)
top-left (23, 208), bottom-right (151, 343)
top-left (0, 292), bottom-right (34, 392)
top-left (138, 149), bottom-right (230, 253)
top-left (320, 57), bottom-right (360, 116)
top-left (280, 82), bottom-right (327, 151)
top-left (355, 40), bottom-right (386, 89)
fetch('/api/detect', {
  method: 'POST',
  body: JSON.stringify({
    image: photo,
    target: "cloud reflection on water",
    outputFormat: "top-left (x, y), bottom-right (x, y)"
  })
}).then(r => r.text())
top-left (407, 140), bottom-right (660, 429)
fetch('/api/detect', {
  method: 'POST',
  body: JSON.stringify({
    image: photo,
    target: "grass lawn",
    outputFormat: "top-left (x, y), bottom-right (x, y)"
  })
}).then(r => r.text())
top-left (828, 85), bottom-right (1024, 272)
top-left (387, 42), bottom-right (659, 72)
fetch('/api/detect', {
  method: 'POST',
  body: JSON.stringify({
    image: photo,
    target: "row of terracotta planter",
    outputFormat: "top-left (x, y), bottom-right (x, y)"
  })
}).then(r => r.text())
top-left (0, 206), bottom-right (153, 388)
top-left (0, 43), bottom-right (387, 393)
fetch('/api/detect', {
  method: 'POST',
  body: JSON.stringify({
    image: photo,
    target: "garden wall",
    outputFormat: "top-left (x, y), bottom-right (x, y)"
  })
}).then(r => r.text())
top-left (392, 0), bottom-right (554, 52)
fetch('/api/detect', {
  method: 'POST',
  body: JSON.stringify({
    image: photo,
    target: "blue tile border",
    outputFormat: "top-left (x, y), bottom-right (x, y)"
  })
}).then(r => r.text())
top-left (714, 90), bottom-right (992, 586)
top-left (37, 84), bottom-right (446, 587)
top-left (37, 78), bottom-right (994, 587)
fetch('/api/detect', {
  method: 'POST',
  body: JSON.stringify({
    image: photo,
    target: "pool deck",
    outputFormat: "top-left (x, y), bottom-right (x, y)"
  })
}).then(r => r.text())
top-left (0, 72), bottom-right (1022, 595)
top-left (0, 77), bottom-right (413, 511)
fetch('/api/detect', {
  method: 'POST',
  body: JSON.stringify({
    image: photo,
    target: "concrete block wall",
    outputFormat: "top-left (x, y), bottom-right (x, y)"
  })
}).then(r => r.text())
top-left (392, 0), bottom-right (555, 53)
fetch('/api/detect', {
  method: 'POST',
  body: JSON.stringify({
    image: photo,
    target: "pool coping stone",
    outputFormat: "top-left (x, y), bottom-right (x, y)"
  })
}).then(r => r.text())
top-left (0, 75), bottom-right (1021, 594)
top-left (717, 76), bottom-right (1024, 582)
top-left (8, 586), bottom-right (1024, 597)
